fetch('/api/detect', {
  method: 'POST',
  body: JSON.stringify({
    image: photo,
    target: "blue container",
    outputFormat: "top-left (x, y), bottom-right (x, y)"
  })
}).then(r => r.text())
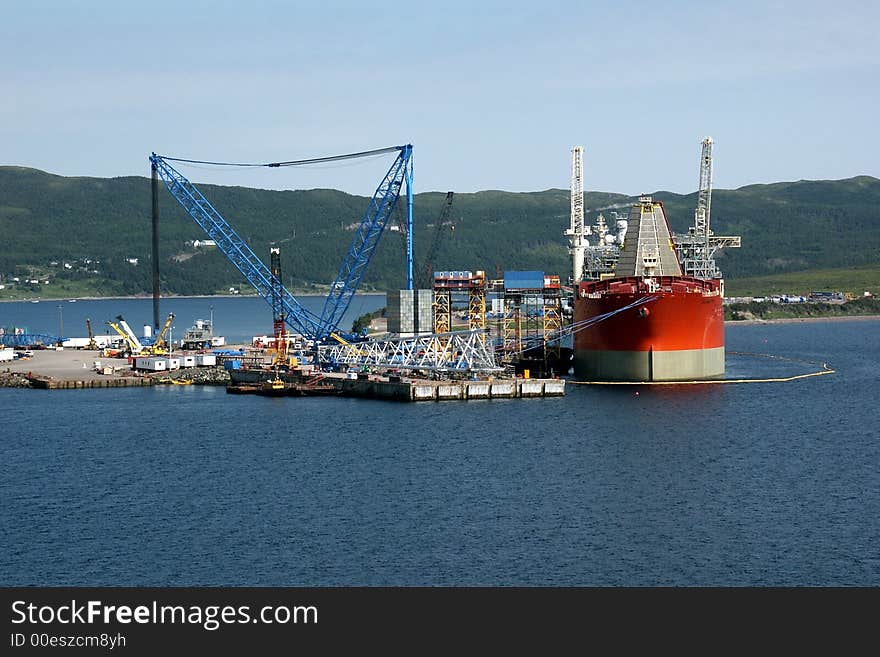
top-left (504, 270), bottom-right (544, 290)
top-left (223, 359), bottom-right (242, 371)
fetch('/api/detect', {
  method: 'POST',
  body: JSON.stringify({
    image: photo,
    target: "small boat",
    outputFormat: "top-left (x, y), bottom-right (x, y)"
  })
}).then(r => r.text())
top-left (260, 376), bottom-right (287, 395)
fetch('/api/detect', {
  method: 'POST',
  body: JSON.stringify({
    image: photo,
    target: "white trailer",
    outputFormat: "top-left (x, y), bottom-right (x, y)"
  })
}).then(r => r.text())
top-left (195, 354), bottom-right (217, 366)
top-left (134, 356), bottom-right (166, 371)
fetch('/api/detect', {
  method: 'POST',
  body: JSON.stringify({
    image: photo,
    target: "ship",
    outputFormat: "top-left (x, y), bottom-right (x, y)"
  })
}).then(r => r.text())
top-left (567, 139), bottom-right (741, 381)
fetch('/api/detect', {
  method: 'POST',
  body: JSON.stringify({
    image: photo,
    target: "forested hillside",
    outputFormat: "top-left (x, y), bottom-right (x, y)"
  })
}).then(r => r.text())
top-left (1, 166), bottom-right (877, 298)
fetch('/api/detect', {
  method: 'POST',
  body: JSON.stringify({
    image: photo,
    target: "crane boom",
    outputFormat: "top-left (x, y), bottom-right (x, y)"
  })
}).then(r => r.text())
top-left (694, 136), bottom-right (713, 236)
top-left (85, 318), bottom-right (97, 350)
top-left (151, 312), bottom-right (175, 353)
top-left (150, 145), bottom-right (412, 341)
top-left (106, 317), bottom-right (143, 354)
top-left (415, 191), bottom-right (455, 289)
top-left (674, 137), bottom-right (741, 279)
top-left (319, 145), bottom-right (413, 333)
top-left (150, 154), bottom-right (326, 339)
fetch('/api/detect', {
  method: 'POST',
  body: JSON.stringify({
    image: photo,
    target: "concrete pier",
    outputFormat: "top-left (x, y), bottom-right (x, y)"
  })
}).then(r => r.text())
top-left (3, 348), bottom-right (566, 401)
top-left (279, 371), bottom-right (565, 402)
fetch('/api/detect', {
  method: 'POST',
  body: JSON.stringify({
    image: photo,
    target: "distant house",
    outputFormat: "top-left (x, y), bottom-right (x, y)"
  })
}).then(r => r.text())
top-left (193, 240), bottom-right (217, 248)
top-left (126, 258), bottom-right (139, 265)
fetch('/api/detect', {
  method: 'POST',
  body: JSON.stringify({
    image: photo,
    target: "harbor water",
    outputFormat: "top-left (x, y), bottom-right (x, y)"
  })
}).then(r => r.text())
top-left (1, 298), bottom-right (878, 585)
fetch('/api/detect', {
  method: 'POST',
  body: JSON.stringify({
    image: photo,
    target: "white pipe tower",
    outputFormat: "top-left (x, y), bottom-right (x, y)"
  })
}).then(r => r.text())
top-left (565, 146), bottom-right (590, 283)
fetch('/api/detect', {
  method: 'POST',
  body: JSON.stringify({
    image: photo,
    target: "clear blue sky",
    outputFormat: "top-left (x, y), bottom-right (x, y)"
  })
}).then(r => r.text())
top-left (2, 0), bottom-right (876, 196)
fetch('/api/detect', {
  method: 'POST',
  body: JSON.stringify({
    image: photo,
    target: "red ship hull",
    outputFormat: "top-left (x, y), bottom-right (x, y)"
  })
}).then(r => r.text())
top-left (574, 276), bottom-right (725, 381)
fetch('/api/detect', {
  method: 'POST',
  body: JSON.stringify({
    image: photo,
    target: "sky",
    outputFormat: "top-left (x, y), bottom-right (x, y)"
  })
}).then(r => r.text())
top-left (2, 0), bottom-right (877, 197)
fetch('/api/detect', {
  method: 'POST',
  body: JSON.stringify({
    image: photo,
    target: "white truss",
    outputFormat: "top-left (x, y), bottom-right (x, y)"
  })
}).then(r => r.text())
top-left (318, 330), bottom-right (502, 372)
top-left (676, 136), bottom-right (741, 279)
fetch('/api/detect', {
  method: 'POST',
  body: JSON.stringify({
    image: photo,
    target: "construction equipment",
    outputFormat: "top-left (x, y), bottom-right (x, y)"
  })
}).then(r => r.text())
top-left (415, 191), bottom-right (455, 290)
top-left (149, 145), bottom-right (413, 342)
top-left (150, 313), bottom-right (175, 354)
top-left (106, 315), bottom-right (144, 356)
top-left (85, 318), bottom-right (98, 350)
top-left (269, 247), bottom-right (289, 368)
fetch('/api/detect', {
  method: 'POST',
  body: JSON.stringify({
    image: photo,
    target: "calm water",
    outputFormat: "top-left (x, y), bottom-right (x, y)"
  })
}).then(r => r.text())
top-left (2, 299), bottom-right (878, 585)
top-left (0, 294), bottom-right (386, 345)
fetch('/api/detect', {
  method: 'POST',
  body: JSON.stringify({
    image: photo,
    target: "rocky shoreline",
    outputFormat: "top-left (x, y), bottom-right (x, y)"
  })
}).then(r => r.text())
top-left (725, 314), bottom-right (880, 326)
top-left (0, 371), bottom-right (34, 388)
top-left (151, 367), bottom-right (231, 385)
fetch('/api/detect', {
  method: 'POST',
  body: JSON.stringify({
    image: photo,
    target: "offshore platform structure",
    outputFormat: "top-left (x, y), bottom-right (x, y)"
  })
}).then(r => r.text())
top-left (496, 271), bottom-right (563, 373)
top-left (674, 137), bottom-right (741, 279)
top-left (431, 270), bottom-right (487, 335)
top-left (149, 145), bottom-right (499, 373)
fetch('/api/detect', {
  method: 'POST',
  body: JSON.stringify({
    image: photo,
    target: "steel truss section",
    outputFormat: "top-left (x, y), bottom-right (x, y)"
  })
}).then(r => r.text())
top-left (0, 333), bottom-right (63, 347)
top-left (432, 289), bottom-right (452, 334)
top-left (543, 295), bottom-right (562, 360)
top-left (320, 145), bottom-right (413, 332)
top-left (501, 301), bottom-right (522, 361)
top-left (150, 155), bottom-right (326, 339)
top-left (318, 330), bottom-right (501, 372)
top-left (150, 145), bottom-right (412, 341)
top-left (468, 287), bottom-right (486, 331)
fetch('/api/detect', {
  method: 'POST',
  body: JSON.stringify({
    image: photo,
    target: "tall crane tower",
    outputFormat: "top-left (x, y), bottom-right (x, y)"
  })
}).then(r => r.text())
top-left (415, 191), bottom-right (455, 290)
top-left (675, 137), bottom-right (741, 279)
top-left (564, 146), bottom-right (590, 284)
top-left (269, 247), bottom-right (289, 365)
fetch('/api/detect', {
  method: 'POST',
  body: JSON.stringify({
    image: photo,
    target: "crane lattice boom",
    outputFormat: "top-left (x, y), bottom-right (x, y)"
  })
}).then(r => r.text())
top-left (149, 145), bottom-right (413, 341)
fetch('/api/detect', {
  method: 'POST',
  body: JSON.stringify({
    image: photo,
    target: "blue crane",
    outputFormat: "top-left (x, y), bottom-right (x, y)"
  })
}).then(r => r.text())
top-left (149, 145), bottom-right (413, 342)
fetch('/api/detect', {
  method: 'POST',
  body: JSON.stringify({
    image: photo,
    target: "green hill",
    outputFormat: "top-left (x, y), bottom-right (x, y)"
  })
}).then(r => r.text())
top-left (0, 166), bottom-right (878, 298)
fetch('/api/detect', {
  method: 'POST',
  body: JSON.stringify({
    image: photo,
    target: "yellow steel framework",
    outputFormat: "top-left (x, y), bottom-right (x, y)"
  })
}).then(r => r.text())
top-left (468, 287), bottom-right (486, 332)
top-left (501, 301), bottom-right (522, 362)
top-left (543, 296), bottom-right (562, 361)
top-left (432, 289), bottom-right (452, 334)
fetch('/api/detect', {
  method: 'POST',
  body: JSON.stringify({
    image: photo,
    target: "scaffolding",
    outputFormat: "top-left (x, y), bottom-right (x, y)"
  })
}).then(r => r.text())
top-left (431, 270), bottom-right (487, 334)
top-left (432, 289), bottom-right (452, 334)
top-left (498, 273), bottom-right (562, 366)
top-left (468, 286), bottom-right (487, 332)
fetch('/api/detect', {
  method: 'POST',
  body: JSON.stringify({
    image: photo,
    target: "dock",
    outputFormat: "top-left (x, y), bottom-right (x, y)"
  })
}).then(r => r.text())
top-left (227, 370), bottom-right (565, 401)
top-left (2, 348), bottom-right (565, 401)
top-left (27, 375), bottom-right (155, 390)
